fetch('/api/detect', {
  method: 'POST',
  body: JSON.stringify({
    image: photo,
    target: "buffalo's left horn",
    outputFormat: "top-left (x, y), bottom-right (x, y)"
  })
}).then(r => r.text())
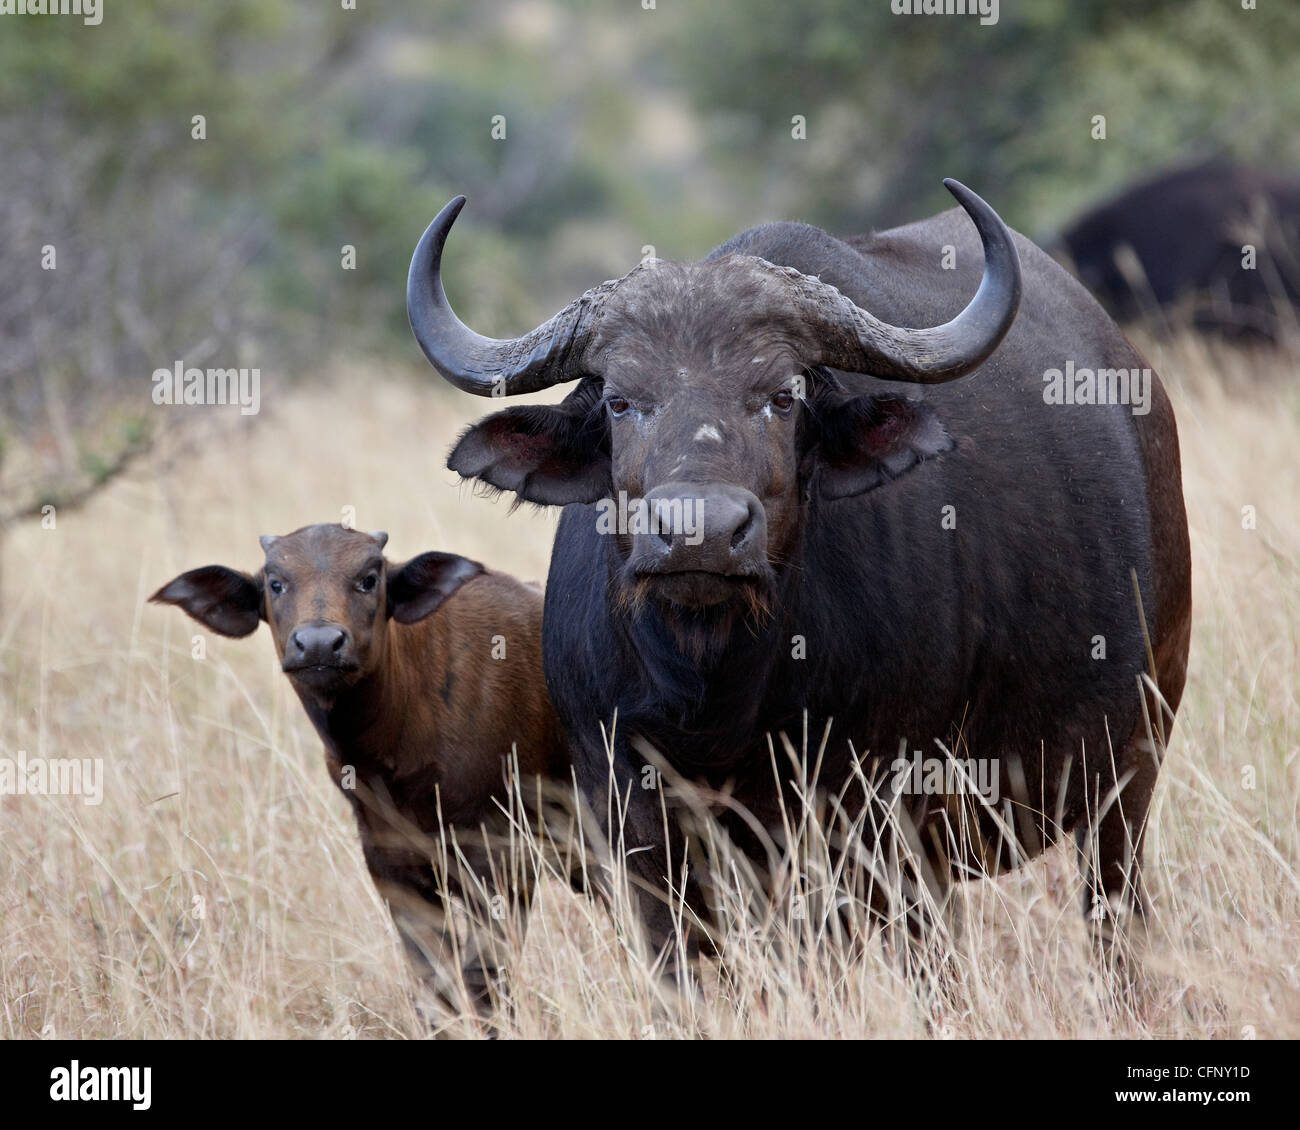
top-left (791, 179), bottom-right (1022, 383)
top-left (407, 195), bottom-right (622, 396)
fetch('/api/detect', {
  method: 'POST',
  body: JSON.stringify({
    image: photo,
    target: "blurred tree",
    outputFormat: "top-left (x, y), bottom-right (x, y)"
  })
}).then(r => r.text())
top-left (0, 0), bottom-right (301, 523)
top-left (2, 0), bottom-right (1297, 536)
top-left (673, 0), bottom-right (1300, 236)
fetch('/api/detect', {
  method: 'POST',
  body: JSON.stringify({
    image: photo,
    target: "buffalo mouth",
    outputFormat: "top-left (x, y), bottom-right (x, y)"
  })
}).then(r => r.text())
top-left (281, 660), bottom-right (361, 687)
top-left (628, 566), bottom-right (772, 614)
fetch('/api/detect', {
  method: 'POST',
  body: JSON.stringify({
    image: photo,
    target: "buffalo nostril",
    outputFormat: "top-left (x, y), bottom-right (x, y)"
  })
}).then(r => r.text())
top-left (330, 630), bottom-right (346, 652)
top-left (648, 500), bottom-right (676, 554)
top-left (728, 498), bottom-right (764, 555)
top-left (291, 631), bottom-right (306, 654)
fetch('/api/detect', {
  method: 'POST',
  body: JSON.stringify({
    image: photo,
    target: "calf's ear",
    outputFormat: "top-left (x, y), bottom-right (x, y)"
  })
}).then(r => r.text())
top-left (387, 552), bottom-right (484, 624)
top-left (149, 566), bottom-right (264, 638)
top-left (815, 394), bottom-right (953, 500)
top-left (448, 381), bottom-right (610, 505)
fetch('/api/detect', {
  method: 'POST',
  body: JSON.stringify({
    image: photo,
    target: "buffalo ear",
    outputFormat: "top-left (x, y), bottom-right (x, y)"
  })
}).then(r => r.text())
top-left (448, 383), bottom-right (611, 506)
top-left (149, 566), bottom-right (264, 638)
top-left (387, 552), bottom-right (484, 624)
top-left (815, 395), bottom-right (953, 500)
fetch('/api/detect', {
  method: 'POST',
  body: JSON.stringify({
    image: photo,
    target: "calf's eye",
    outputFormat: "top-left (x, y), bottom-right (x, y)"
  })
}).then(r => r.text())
top-left (268, 579), bottom-right (284, 595)
top-left (606, 396), bottom-right (630, 417)
top-left (357, 573), bottom-right (378, 594)
top-left (771, 389), bottom-right (795, 412)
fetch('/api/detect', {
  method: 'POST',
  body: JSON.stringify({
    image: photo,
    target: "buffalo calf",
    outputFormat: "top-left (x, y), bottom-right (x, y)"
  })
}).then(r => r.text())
top-left (151, 524), bottom-right (569, 1023)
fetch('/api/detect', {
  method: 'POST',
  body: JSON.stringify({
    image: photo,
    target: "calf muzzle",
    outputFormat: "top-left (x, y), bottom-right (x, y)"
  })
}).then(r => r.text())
top-left (283, 621), bottom-right (355, 677)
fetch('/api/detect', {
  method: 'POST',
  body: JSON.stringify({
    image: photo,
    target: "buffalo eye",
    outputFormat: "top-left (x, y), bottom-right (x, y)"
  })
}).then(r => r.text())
top-left (770, 388), bottom-right (795, 413)
top-left (268, 578), bottom-right (285, 596)
top-left (357, 572), bottom-right (378, 594)
top-left (605, 395), bottom-right (631, 417)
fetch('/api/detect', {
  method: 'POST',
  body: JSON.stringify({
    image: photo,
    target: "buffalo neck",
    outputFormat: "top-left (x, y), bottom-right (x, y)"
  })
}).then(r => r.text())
top-left (613, 559), bottom-right (802, 757)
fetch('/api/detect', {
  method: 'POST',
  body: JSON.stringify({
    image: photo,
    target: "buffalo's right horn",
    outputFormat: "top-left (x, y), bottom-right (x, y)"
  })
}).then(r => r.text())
top-left (407, 196), bottom-right (622, 396)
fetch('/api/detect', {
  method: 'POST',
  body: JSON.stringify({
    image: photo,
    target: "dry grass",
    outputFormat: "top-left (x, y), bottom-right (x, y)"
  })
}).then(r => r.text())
top-left (1, 339), bottom-right (1296, 1039)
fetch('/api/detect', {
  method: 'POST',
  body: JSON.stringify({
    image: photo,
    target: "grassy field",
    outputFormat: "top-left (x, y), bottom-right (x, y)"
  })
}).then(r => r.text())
top-left (1, 336), bottom-right (1297, 1039)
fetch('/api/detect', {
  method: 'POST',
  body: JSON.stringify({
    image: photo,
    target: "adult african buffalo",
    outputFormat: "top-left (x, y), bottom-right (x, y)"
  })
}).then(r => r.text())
top-left (1057, 159), bottom-right (1300, 341)
top-left (407, 180), bottom-right (1192, 980)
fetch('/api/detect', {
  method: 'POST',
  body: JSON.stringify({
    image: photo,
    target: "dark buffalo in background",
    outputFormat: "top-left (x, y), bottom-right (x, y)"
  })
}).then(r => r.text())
top-left (1056, 159), bottom-right (1300, 342)
top-left (406, 181), bottom-right (1192, 984)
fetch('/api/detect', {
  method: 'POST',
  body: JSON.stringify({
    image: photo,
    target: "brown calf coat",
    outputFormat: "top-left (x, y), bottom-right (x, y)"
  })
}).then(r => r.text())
top-left (151, 524), bottom-right (569, 1020)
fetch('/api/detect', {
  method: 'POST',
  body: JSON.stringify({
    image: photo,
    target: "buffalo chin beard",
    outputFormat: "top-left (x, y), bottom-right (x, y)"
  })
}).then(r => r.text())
top-left (623, 570), bottom-right (774, 662)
